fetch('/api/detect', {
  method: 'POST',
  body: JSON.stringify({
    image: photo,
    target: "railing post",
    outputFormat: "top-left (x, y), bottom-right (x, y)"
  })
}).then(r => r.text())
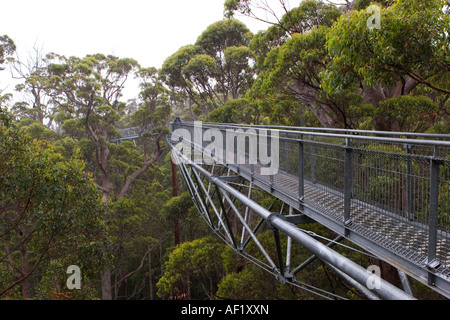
top-left (250, 130), bottom-right (255, 180)
top-left (405, 144), bottom-right (414, 221)
top-left (344, 138), bottom-right (353, 236)
top-left (298, 136), bottom-right (304, 211)
top-left (269, 133), bottom-right (274, 191)
top-left (284, 135), bottom-right (290, 173)
top-left (427, 146), bottom-right (441, 285)
top-left (250, 132), bottom-right (255, 179)
top-left (310, 135), bottom-right (316, 183)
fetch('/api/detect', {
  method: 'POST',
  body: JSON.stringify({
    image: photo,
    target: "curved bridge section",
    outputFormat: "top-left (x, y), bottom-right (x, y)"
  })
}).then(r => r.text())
top-left (168, 121), bottom-right (450, 299)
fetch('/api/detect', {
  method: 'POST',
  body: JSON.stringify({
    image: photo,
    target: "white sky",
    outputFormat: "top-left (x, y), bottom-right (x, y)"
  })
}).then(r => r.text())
top-left (0, 0), bottom-right (273, 101)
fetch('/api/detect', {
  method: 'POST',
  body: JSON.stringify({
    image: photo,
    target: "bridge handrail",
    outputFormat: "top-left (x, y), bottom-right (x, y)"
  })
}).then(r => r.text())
top-left (172, 122), bottom-right (450, 148)
top-left (198, 122), bottom-right (450, 140)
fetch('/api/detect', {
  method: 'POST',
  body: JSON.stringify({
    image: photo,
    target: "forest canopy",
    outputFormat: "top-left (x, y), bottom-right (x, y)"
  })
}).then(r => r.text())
top-left (0, 0), bottom-right (448, 300)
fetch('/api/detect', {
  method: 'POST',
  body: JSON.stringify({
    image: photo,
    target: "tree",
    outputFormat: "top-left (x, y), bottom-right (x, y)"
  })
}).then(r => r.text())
top-left (207, 97), bottom-right (260, 124)
top-left (195, 19), bottom-right (255, 104)
top-left (157, 237), bottom-right (225, 300)
top-left (322, 0), bottom-right (449, 130)
top-left (160, 19), bottom-right (254, 117)
top-left (245, 0), bottom-right (351, 127)
top-left (0, 107), bottom-right (111, 299)
top-left (9, 47), bottom-right (55, 126)
top-left (0, 35), bottom-right (15, 108)
top-left (46, 54), bottom-right (139, 203)
top-left (227, 0), bottom-right (448, 130)
top-left (0, 35), bottom-right (15, 71)
top-left (44, 54), bottom-right (170, 299)
top-left (160, 44), bottom-right (204, 117)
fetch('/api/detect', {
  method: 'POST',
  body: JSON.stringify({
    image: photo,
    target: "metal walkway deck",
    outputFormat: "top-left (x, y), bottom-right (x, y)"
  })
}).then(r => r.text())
top-left (168, 121), bottom-right (450, 299)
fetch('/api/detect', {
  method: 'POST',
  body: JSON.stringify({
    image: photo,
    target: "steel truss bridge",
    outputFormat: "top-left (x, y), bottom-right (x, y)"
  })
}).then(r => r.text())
top-left (167, 121), bottom-right (450, 300)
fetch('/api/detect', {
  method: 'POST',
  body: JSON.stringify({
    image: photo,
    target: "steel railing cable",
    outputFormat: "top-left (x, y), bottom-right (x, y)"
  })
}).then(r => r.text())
top-left (297, 228), bottom-right (381, 260)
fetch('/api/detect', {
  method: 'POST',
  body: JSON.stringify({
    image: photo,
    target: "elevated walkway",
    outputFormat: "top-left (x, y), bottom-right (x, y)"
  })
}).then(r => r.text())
top-left (168, 121), bottom-right (450, 299)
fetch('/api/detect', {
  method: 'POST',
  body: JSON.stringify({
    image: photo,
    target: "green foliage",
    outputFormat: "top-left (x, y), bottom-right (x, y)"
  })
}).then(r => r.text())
top-left (216, 266), bottom-right (264, 299)
top-left (246, 2), bottom-right (355, 128)
top-left (163, 191), bottom-right (193, 219)
top-left (378, 95), bottom-right (439, 132)
top-left (224, 0), bottom-right (251, 18)
top-left (160, 45), bottom-right (202, 88)
top-left (1, 0), bottom-right (448, 300)
top-left (0, 107), bottom-right (111, 299)
top-left (207, 98), bottom-right (258, 124)
top-left (161, 19), bottom-right (254, 116)
top-left (196, 19), bottom-right (253, 55)
top-left (18, 119), bottom-right (60, 141)
top-left (0, 35), bottom-right (15, 69)
top-left (246, 0), bottom-right (341, 69)
top-left (216, 226), bottom-right (371, 300)
top-left (323, 0), bottom-right (450, 95)
top-left (353, 0), bottom-right (394, 10)
top-left (157, 236), bottom-right (225, 299)
top-left (282, 0), bottom-right (342, 33)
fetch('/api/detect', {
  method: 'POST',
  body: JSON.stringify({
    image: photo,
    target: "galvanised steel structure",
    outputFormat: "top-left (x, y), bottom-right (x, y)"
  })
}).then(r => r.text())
top-left (109, 127), bottom-right (140, 143)
top-left (168, 121), bottom-right (450, 300)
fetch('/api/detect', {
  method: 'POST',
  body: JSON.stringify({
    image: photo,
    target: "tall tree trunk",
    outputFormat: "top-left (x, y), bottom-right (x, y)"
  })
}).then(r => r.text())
top-left (186, 270), bottom-right (191, 300)
top-left (100, 149), bottom-right (113, 300)
top-left (148, 248), bottom-right (153, 300)
top-left (172, 161), bottom-right (180, 246)
top-left (19, 231), bottom-right (30, 299)
top-left (368, 257), bottom-right (401, 289)
top-left (292, 81), bottom-right (340, 128)
top-left (362, 79), bottom-right (418, 131)
top-left (101, 271), bottom-right (112, 300)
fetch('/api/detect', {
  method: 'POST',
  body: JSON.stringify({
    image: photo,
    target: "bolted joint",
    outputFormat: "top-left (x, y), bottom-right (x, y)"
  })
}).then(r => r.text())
top-left (266, 212), bottom-right (285, 230)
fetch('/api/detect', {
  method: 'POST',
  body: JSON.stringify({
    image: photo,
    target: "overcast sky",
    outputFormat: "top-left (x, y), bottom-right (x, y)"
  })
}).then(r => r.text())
top-left (0, 0), bottom-right (274, 100)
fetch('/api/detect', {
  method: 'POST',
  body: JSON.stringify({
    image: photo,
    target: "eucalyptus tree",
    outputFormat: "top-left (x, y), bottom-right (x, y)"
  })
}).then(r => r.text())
top-left (196, 19), bottom-right (254, 101)
top-left (44, 53), bottom-right (171, 299)
top-left (9, 47), bottom-right (55, 127)
top-left (0, 107), bottom-right (110, 299)
top-left (322, 0), bottom-right (449, 131)
top-left (324, 0), bottom-right (449, 95)
top-left (156, 236), bottom-right (225, 300)
top-left (226, 0), bottom-right (449, 130)
top-left (0, 35), bottom-right (15, 104)
top-left (244, 0), bottom-right (349, 127)
top-left (160, 19), bottom-right (254, 116)
top-left (0, 35), bottom-right (15, 71)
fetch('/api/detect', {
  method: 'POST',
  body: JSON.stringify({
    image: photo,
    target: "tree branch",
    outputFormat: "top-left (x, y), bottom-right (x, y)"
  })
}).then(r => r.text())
top-left (0, 230), bottom-right (55, 297)
top-left (117, 146), bottom-right (165, 201)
